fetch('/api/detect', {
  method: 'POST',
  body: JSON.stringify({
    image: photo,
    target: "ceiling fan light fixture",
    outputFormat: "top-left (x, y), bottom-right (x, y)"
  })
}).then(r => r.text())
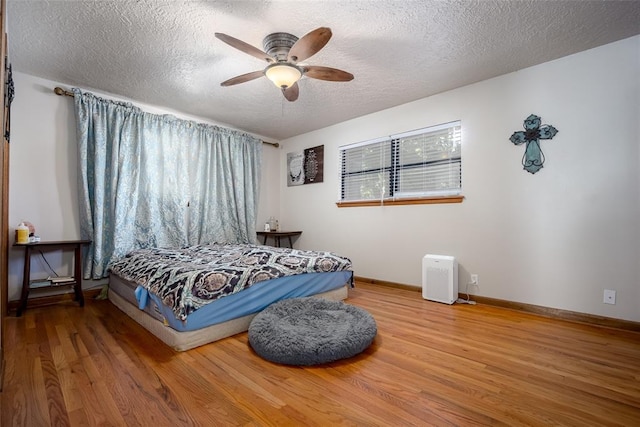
top-left (265, 63), bottom-right (302, 89)
top-left (216, 28), bottom-right (352, 102)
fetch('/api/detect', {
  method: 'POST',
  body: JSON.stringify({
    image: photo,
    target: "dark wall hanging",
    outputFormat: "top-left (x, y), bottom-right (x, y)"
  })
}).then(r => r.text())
top-left (4, 60), bottom-right (13, 142)
top-left (287, 144), bottom-right (324, 186)
top-left (509, 114), bottom-right (558, 174)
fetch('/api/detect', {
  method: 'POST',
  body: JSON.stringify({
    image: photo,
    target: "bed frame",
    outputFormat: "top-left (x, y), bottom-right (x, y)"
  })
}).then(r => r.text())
top-left (108, 281), bottom-right (349, 351)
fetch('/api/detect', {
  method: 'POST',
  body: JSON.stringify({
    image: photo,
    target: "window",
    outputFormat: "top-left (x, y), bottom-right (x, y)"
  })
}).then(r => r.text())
top-left (338, 121), bottom-right (462, 206)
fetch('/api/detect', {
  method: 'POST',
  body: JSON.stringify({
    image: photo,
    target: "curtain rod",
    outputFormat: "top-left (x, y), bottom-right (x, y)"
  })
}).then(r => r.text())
top-left (53, 87), bottom-right (279, 148)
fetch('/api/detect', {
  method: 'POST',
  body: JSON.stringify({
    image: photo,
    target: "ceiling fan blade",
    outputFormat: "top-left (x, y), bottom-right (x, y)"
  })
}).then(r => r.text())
top-left (303, 66), bottom-right (354, 82)
top-left (287, 27), bottom-right (332, 63)
top-left (215, 33), bottom-right (274, 63)
top-left (220, 70), bottom-right (264, 86)
top-left (282, 82), bottom-right (299, 102)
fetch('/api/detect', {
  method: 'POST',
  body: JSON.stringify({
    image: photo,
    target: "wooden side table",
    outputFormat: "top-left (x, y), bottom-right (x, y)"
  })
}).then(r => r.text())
top-left (14, 239), bottom-right (91, 316)
top-left (256, 231), bottom-right (302, 248)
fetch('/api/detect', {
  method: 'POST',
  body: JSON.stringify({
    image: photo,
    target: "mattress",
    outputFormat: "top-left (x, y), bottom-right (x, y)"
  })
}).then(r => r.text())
top-left (108, 271), bottom-right (352, 351)
top-left (108, 243), bottom-right (353, 321)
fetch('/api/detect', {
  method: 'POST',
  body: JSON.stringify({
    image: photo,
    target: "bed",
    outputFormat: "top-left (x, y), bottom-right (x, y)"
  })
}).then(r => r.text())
top-left (107, 243), bottom-right (353, 351)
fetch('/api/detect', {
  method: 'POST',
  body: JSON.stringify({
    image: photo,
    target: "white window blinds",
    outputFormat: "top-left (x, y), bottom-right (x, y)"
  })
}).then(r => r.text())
top-left (339, 121), bottom-right (461, 203)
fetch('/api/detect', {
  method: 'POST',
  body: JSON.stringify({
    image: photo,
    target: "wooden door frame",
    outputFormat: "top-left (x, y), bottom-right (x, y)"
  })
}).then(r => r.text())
top-left (0, 0), bottom-right (8, 389)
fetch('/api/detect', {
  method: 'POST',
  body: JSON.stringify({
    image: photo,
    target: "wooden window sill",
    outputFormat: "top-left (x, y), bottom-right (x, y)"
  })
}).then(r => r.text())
top-left (336, 195), bottom-right (464, 208)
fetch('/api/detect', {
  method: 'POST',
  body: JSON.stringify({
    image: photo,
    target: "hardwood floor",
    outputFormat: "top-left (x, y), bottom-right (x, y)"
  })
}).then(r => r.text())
top-left (2, 282), bottom-right (639, 426)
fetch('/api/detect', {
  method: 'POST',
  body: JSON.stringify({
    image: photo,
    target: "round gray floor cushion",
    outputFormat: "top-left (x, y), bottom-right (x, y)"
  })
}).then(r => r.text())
top-left (248, 297), bottom-right (377, 365)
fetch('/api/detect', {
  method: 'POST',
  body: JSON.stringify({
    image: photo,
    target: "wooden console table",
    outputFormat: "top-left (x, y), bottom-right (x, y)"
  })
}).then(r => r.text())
top-left (14, 239), bottom-right (91, 316)
top-left (256, 231), bottom-right (302, 248)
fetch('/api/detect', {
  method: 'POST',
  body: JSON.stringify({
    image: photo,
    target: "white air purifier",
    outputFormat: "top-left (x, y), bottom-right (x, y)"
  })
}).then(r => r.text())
top-left (422, 254), bottom-right (458, 304)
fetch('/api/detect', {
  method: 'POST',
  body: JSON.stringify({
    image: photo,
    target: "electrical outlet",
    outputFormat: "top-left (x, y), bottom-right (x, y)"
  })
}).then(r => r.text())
top-left (603, 289), bottom-right (616, 305)
top-left (470, 274), bottom-right (478, 287)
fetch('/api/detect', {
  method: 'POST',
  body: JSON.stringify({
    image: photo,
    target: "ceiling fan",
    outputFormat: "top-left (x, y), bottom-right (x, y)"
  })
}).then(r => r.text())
top-left (214, 27), bottom-right (354, 102)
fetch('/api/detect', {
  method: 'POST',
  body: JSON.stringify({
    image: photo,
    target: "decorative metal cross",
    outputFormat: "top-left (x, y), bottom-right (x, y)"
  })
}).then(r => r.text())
top-left (509, 114), bottom-right (558, 174)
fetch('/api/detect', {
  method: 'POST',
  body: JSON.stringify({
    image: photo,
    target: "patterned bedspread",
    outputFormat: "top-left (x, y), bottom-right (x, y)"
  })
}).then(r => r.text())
top-left (108, 243), bottom-right (352, 321)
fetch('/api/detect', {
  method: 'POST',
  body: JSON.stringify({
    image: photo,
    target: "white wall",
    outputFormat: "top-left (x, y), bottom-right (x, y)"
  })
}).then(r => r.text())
top-left (7, 73), bottom-right (280, 301)
top-left (9, 37), bottom-right (639, 322)
top-left (279, 36), bottom-right (640, 322)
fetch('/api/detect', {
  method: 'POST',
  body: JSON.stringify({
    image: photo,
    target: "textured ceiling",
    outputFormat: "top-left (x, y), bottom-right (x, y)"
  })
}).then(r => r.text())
top-left (7, 0), bottom-right (640, 141)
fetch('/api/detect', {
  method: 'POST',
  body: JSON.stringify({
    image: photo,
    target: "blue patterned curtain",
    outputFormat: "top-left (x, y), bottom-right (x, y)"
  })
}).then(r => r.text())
top-left (73, 89), bottom-right (262, 278)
